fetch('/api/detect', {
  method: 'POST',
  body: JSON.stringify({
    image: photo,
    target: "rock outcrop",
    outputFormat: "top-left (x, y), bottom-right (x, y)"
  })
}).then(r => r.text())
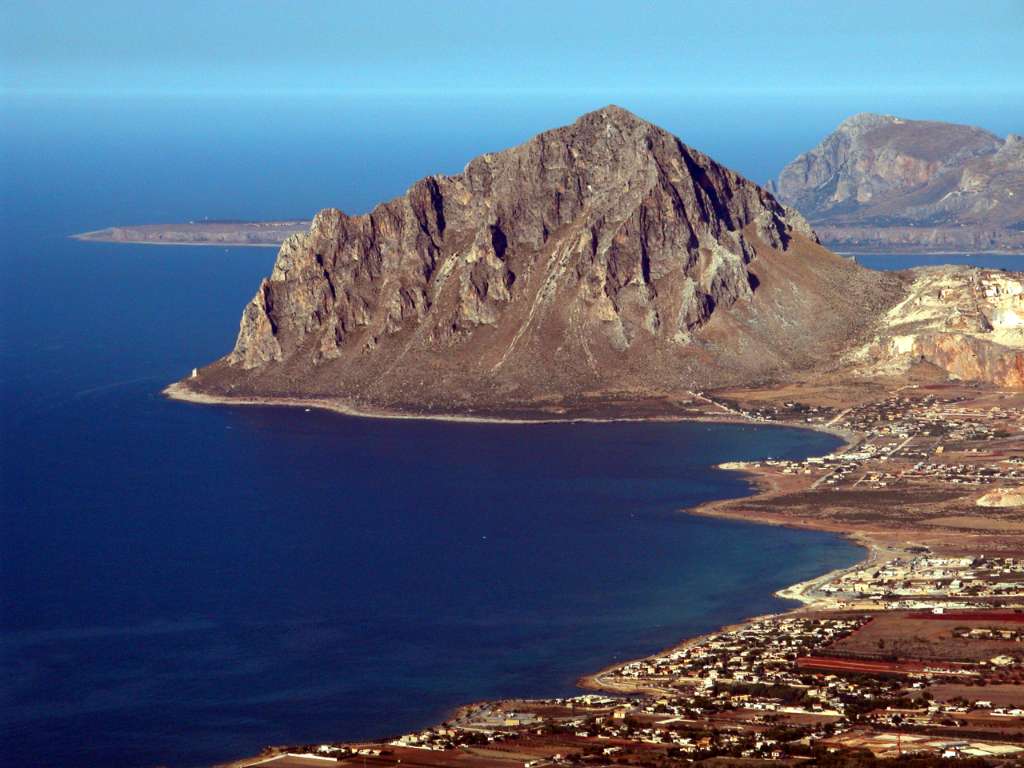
top-left (977, 487), bottom-right (1024, 508)
top-left (178, 107), bottom-right (1022, 416)
top-left (846, 267), bottom-right (1024, 387)
top-left (768, 114), bottom-right (1024, 253)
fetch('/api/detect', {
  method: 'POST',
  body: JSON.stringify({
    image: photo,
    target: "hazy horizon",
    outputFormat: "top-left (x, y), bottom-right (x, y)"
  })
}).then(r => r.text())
top-left (5, 1), bottom-right (1021, 214)
top-left (4, 90), bottom-right (1022, 228)
top-left (4, 1), bottom-right (1023, 98)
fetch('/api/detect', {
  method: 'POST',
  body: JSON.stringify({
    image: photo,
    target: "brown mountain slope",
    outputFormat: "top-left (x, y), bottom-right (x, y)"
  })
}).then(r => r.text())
top-left (178, 107), bottom-right (1022, 416)
top-left (768, 113), bottom-right (1024, 253)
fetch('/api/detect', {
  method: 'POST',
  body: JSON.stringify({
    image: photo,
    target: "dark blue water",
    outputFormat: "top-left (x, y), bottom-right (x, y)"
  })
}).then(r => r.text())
top-left (3, 95), bottom-right (1014, 768)
top-left (856, 253), bottom-right (1023, 272)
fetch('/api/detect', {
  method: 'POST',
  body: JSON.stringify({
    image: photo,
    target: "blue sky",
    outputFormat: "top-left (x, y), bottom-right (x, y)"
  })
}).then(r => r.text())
top-left (2, 0), bottom-right (1022, 97)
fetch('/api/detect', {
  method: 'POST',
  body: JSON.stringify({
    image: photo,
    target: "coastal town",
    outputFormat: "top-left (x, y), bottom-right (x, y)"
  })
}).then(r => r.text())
top-left (231, 381), bottom-right (1024, 768)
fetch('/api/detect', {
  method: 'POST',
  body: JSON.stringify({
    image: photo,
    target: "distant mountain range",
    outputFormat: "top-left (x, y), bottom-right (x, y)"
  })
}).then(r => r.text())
top-left (170, 107), bottom-right (1024, 416)
top-left (767, 113), bottom-right (1024, 254)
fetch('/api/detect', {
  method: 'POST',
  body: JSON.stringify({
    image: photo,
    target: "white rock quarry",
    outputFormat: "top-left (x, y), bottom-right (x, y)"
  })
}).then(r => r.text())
top-left (846, 267), bottom-right (1024, 387)
top-left (977, 487), bottom-right (1024, 508)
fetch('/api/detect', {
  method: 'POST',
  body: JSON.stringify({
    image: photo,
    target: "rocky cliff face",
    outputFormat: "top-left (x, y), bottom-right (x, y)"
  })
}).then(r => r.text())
top-left (846, 267), bottom-right (1024, 388)
top-left (182, 107), bottom-right (1022, 415)
top-left (768, 114), bottom-right (1024, 253)
top-left (229, 106), bottom-right (823, 368)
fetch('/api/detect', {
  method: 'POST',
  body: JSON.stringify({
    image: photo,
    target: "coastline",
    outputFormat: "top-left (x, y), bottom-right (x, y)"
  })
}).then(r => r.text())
top-left (192, 376), bottom-right (1024, 765)
top-left (772, 534), bottom-right (877, 605)
top-left (163, 381), bottom-right (855, 444)
top-left (575, 520), bottom-right (875, 699)
top-left (163, 382), bottom-right (695, 425)
top-left (831, 247), bottom-right (1024, 257)
top-left (71, 234), bottom-right (283, 248)
top-left (167, 379), bottom-right (876, 759)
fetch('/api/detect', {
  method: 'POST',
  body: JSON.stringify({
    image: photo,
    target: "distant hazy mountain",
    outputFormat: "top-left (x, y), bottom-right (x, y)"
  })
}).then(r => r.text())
top-left (767, 113), bottom-right (1024, 254)
top-left (173, 108), bottom-right (1024, 415)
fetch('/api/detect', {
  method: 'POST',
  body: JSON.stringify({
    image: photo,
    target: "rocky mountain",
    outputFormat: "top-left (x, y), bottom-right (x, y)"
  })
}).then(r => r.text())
top-left (768, 113), bottom-right (1024, 253)
top-left (174, 107), bottom-right (1022, 417)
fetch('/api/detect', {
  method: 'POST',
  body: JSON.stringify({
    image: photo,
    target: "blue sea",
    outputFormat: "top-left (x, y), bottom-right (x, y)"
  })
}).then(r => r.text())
top-left (1, 95), bottom-right (1019, 768)
top-left (855, 253), bottom-right (1024, 272)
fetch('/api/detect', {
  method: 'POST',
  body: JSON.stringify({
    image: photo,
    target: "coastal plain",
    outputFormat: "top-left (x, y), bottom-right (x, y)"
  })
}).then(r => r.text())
top-left (217, 379), bottom-right (1024, 768)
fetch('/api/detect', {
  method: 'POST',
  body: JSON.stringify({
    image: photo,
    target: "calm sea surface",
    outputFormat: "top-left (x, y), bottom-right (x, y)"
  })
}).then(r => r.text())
top-left (1, 96), bottom-right (1018, 768)
top-left (856, 253), bottom-right (1024, 271)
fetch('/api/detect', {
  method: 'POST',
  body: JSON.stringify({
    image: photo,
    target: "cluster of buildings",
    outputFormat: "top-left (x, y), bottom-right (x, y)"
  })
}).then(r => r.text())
top-left (833, 393), bottom-right (1015, 442)
top-left (819, 554), bottom-right (1024, 608)
top-left (901, 459), bottom-right (1024, 486)
top-left (287, 608), bottom-right (1021, 764)
top-left (720, 390), bottom-right (1024, 494)
top-left (604, 615), bottom-right (873, 711)
top-left (264, 595), bottom-right (1024, 766)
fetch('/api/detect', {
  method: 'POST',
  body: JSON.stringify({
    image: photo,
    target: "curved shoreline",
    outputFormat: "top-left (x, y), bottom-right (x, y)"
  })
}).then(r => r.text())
top-left (166, 379), bottom-right (874, 756)
top-left (163, 381), bottom-right (854, 442)
top-left (576, 531), bottom-right (872, 697)
top-left (163, 382), bottom-right (692, 425)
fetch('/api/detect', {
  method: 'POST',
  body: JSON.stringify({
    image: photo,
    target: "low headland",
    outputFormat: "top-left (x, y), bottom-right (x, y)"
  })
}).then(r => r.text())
top-left (72, 219), bottom-right (309, 247)
top-left (75, 219), bottom-right (1022, 257)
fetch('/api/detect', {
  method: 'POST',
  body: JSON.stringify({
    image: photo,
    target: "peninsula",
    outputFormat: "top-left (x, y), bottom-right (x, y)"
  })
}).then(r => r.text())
top-left (72, 219), bottom-right (309, 247)
top-left (162, 107), bottom-right (1024, 766)
top-left (768, 113), bottom-right (1024, 255)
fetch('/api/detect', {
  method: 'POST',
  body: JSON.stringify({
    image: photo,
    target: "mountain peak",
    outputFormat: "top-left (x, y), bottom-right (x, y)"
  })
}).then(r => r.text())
top-left (837, 112), bottom-right (895, 130)
top-left (577, 104), bottom-right (649, 127)
top-left (536, 104), bottom-right (670, 155)
top-left (183, 109), bottom-right (907, 414)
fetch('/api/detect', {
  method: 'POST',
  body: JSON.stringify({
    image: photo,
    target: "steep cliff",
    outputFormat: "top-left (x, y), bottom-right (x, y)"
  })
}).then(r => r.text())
top-left (847, 267), bottom-right (1024, 388)
top-left (768, 114), bottom-right (1024, 253)
top-left (182, 107), bottom-right (1016, 415)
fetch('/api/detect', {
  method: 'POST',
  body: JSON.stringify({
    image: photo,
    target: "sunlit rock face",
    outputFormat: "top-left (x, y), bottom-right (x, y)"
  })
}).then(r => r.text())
top-left (769, 114), bottom-right (1024, 253)
top-left (846, 268), bottom-right (1024, 388)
